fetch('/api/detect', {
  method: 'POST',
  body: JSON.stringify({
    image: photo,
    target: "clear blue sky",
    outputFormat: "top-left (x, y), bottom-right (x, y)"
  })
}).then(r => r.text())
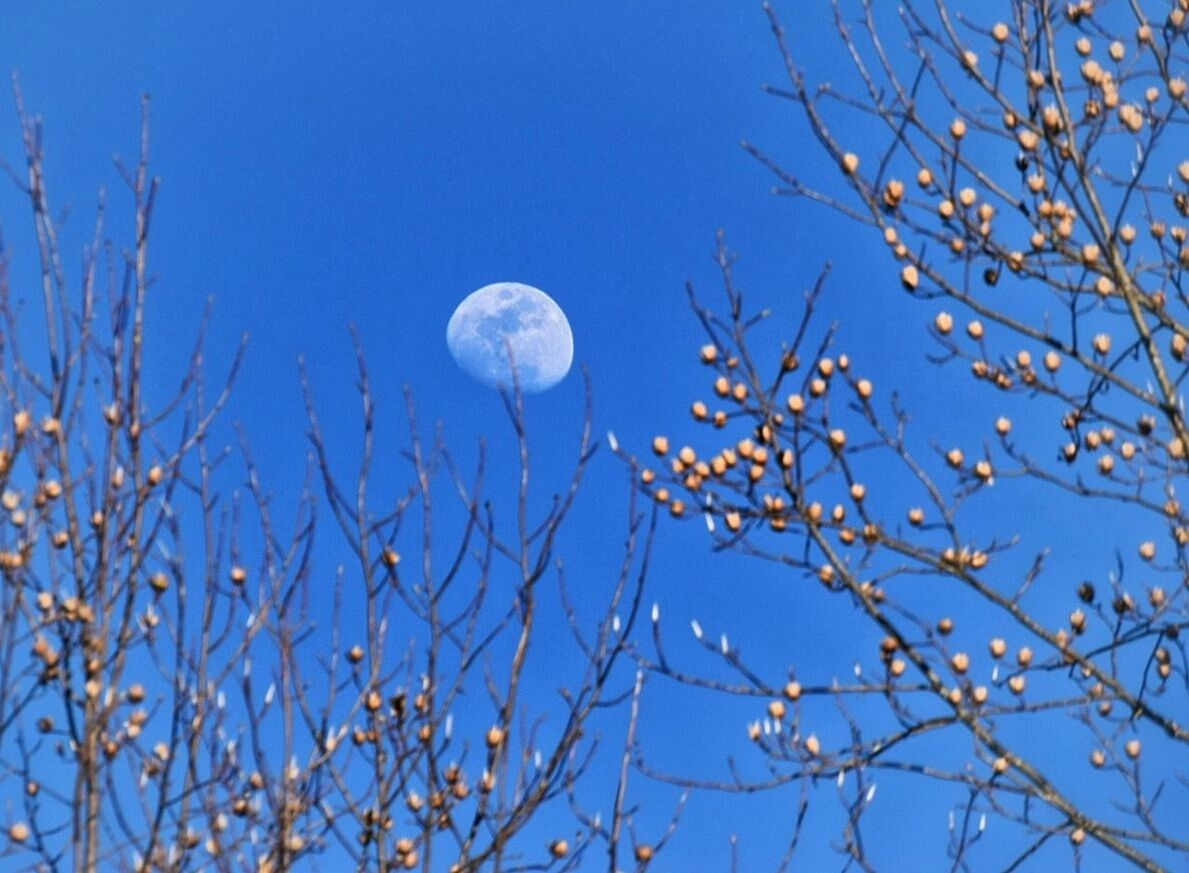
top-left (0, 2), bottom-right (1165, 870)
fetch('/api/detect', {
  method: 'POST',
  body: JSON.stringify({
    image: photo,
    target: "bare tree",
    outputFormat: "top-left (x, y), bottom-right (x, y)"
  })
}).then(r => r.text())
top-left (0, 90), bottom-right (675, 872)
top-left (623, 1), bottom-right (1188, 870)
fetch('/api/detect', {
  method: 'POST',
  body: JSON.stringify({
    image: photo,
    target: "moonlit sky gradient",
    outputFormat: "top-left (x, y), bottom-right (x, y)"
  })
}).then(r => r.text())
top-left (0, 3), bottom-right (1163, 870)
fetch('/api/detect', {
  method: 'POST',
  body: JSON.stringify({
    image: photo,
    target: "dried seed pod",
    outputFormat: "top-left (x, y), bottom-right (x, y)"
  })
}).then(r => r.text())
top-left (901, 265), bottom-right (920, 291)
top-left (485, 725), bottom-right (505, 748)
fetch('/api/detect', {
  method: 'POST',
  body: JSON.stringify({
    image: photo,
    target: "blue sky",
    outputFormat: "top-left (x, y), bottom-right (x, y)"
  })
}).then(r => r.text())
top-left (0, 2), bottom-right (1175, 870)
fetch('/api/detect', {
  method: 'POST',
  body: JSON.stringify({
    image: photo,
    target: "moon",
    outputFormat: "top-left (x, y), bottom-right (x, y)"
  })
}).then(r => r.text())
top-left (446, 282), bottom-right (574, 393)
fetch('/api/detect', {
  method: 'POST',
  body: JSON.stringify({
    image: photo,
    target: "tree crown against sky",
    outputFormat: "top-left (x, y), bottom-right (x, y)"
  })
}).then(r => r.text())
top-left (624, 1), bottom-right (1188, 869)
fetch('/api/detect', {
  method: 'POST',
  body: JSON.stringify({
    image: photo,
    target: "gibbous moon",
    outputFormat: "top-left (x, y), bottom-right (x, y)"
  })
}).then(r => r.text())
top-left (446, 282), bottom-right (574, 393)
